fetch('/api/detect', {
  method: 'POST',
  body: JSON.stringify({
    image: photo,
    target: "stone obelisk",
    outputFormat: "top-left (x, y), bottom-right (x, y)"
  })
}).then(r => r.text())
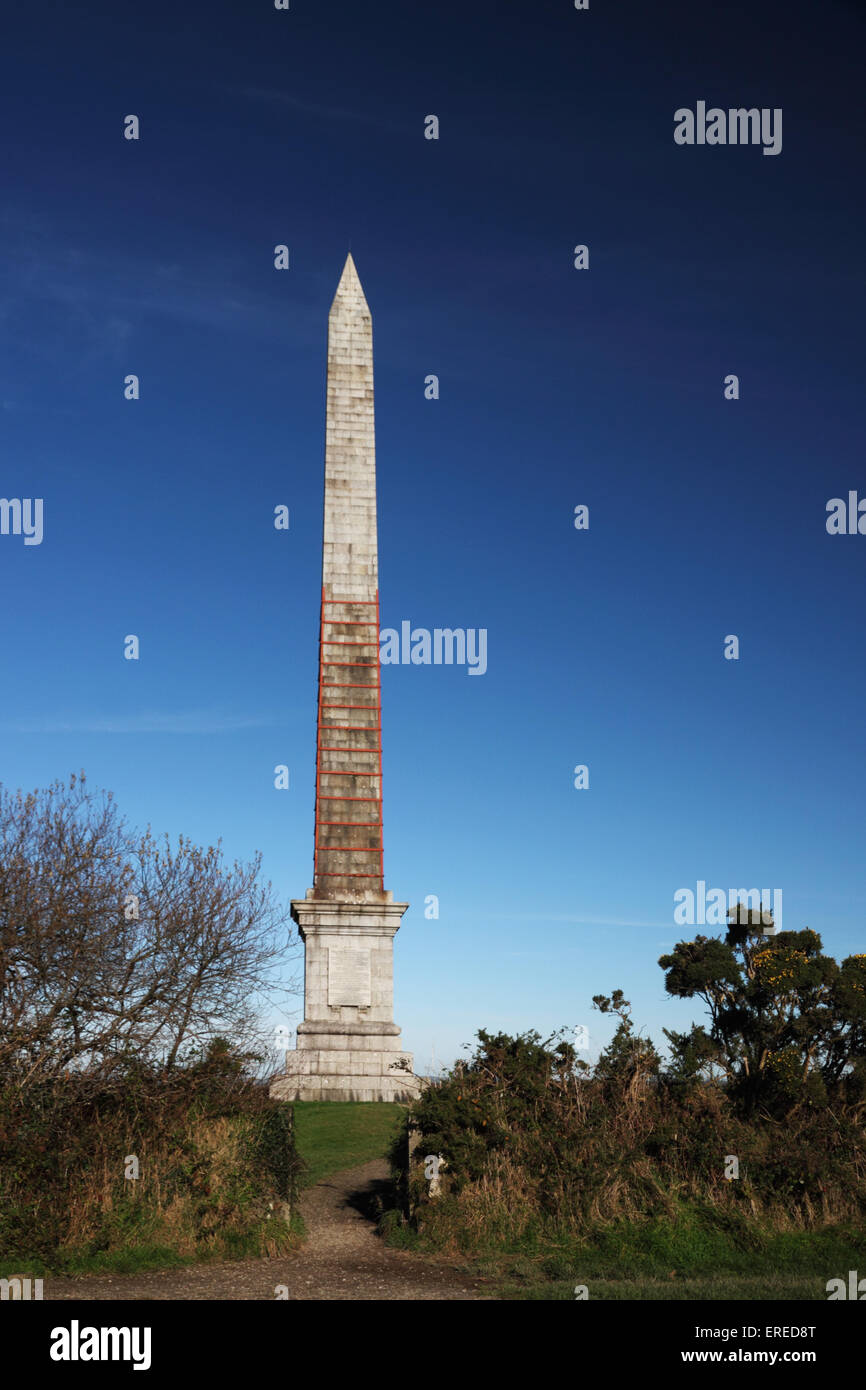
top-left (271, 255), bottom-right (420, 1103)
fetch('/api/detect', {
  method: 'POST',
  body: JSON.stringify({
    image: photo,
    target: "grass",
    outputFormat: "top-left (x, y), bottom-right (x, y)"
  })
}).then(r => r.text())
top-left (1, 1101), bottom-right (403, 1279)
top-left (490, 1235), bottom-right (862, 1299)
top-left (0, 1224), bottom-right (306, 1281)
top-left (292, 1101), bottom-right (406, 1188)
top-left (383, 1201), bottom-right (865, 1301)
top-left (0, 1105), bottom-right (304, 1279)
top-left (499, 1273), bottom-right (833, 1300)
top-left (0, 1244), bottom-right (195, 1281)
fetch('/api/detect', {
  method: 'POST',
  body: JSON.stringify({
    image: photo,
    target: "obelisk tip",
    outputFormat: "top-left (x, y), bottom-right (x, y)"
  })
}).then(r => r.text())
top-left (331, 252), bottom-right (368, 314)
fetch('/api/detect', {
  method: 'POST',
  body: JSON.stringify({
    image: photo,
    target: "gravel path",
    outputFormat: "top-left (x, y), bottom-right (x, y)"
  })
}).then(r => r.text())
top-left (44, 1159), bottom-right (489, 1301)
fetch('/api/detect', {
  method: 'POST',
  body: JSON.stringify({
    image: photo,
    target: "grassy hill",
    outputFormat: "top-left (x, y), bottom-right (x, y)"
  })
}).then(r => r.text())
top-left (292, 1101), bottom-right (406, 1188)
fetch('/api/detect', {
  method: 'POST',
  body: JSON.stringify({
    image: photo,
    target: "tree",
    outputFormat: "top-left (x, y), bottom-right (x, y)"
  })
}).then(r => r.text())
top-left (658, 905), bottom-right (866, 1116)
top-left (0, 773), bottom-right (299, 1086)
top-left (592, 990), bottom-right (660, 1087)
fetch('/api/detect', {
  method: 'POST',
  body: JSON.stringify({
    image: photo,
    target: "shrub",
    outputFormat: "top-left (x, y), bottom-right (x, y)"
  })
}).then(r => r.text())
top-left (0, 1042), bottom-right (304, 1272)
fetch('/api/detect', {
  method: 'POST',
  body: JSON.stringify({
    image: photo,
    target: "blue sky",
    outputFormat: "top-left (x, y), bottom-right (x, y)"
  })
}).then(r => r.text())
top-left (1, 0), bottom-right (864, 1072)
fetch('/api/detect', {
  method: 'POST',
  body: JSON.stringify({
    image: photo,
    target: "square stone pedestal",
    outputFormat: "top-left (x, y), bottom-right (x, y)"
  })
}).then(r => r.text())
top-left (269, 893), bottom-right (423, 1103)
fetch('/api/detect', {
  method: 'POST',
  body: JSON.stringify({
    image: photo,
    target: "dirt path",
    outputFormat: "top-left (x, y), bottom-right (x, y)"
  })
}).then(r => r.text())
top-left (45, 1160), bottom-right (489, 1301)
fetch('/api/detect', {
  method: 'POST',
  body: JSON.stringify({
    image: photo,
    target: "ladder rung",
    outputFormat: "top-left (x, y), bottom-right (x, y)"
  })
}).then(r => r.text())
top-left (319, 725), bottom-right (381, 732)
top-left (319, 746), bottom-right (382, 753)
top-left (319, 769), bottom-right (381, 776)
top-left (318, 811), bottom-right (378, 822)
top-left (316, 871), bottom-right (381, 878)
top-left (318, 795), bottom-right (381, 801)
top-left (316, 845), bottom-right (381, 853)
top-left (321, 703), bottom-right (378, 710)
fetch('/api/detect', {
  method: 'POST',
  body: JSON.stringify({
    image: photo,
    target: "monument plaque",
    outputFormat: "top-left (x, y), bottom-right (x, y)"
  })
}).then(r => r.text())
top-left (328, 948), bottom-right (371, 1007)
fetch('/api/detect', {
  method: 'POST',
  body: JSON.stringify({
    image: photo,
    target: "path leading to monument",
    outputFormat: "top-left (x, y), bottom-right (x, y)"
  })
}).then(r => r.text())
top-left (45, 1159), bottom-right (489, 1301)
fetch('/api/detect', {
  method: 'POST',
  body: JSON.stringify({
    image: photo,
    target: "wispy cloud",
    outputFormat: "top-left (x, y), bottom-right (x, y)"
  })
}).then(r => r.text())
top-left (6, 709), bottom-right (285, 735)
top-left (238, 86), bottom-right (401, 131)
top-left (0, 214), bottom-right (307, 353)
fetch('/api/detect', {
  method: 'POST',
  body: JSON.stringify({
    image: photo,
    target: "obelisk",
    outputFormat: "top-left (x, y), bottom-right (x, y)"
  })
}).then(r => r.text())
top-left (271, 255), bottom-right (420, 1103)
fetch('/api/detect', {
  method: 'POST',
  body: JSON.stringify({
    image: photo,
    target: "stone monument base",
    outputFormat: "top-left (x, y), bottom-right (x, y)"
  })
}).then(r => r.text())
top-left (268, 893), bottom-right (424, 1103)
top-left (269, 1047), bottom-right (422, 1103)
top-left (270, 1025), bottom-right (423, 1103)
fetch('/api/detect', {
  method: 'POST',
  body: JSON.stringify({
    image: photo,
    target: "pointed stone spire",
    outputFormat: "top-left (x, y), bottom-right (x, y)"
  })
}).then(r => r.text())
top-left (329, 251), bottom-right (370, 321)
top-left (322, 253), bottom-right (377, 605)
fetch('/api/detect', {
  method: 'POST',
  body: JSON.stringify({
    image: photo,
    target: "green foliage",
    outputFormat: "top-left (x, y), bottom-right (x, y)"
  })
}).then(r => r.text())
top-left (404, 1029), bottom-right (579, 1197)
top-left (247, 1104), bottom-right (301, 1202)
top-left (393, 917), bottom-right (865, 1288)
top-left (659, 914), bottom-right (865, 1117)
top-left (398, 1012), bottom-right (866, 1269)
top-left (0, 1043), bottom-right (302, 1271)
top-left (659, 936), bottom-right (741, 998)
top-left (592, 992), bottom-right (660, 1083)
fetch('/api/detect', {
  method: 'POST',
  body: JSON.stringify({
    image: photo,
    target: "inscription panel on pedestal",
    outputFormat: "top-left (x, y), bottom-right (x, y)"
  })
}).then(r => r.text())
top-left (328, 947), bottom-right (372, 1007)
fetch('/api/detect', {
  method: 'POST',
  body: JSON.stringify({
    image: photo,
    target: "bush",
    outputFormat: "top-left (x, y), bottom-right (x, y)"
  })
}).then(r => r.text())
top-left (0, 1042), bottom-right (304, 1273)
top-left (398, 1025), bottom-right (866, 1258)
